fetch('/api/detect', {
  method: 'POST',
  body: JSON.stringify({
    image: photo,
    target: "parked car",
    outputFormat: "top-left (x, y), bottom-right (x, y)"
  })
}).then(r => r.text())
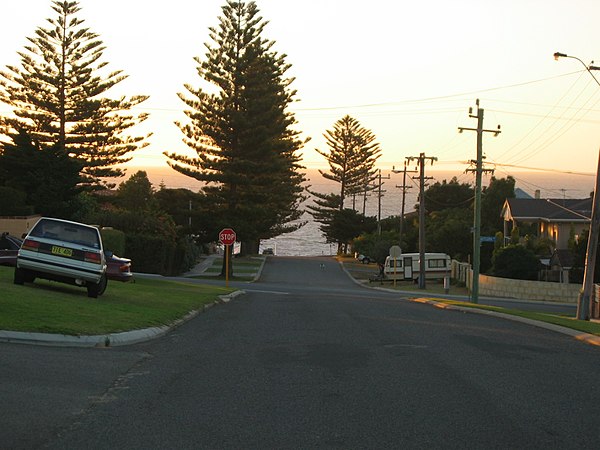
top-left (14, 217), bottom-right (107, 298)
top-left (104, 250), bottom-right (133, 283)
top-left (357, 254), bottom-right (373, 264)
top-left (0, 233), bottom-right (22, 266)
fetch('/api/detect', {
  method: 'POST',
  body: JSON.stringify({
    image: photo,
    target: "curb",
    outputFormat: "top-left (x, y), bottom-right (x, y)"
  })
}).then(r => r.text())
top-left (339, 261), bottom-right (600, 346)
top-left (411, 297), bottom-right (600, 347)
top-left (0, 290), bottom-right (247, 348)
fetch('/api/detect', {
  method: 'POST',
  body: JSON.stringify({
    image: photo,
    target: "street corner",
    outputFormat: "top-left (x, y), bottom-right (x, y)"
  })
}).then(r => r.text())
top-left (410, 297), bottom-right (458, 309)
top-left (218, 290), bottom-right (247, 303)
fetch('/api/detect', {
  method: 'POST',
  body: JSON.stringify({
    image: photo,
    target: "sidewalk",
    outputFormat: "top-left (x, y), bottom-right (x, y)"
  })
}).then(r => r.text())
top-left (181, 254), bottom-right (266, 281)
top-left (181, 254), bottom-right (219, 277)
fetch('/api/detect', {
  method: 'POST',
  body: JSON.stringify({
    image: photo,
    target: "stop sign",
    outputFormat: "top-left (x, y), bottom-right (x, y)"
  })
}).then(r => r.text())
top-left (219, 228), bottom-right (236, 245)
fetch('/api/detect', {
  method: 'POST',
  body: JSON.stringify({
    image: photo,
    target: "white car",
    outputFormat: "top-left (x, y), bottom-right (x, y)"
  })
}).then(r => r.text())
top-left (14, 217), bottom-right (107, 298)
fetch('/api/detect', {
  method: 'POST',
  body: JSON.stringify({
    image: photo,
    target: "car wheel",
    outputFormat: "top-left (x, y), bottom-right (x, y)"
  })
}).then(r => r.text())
top-left (98, 274), bottom-right (108, 296)
top-left (87, 274), bottom-right (107, 298)
top-left (14, 267), bottom-right (25, 285)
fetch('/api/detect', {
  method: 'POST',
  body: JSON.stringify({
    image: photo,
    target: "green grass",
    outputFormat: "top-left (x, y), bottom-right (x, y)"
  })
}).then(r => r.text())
top-left (0, 266), bottom-right (233, 336)
top-left (428, 299), bottom-right (600, 336)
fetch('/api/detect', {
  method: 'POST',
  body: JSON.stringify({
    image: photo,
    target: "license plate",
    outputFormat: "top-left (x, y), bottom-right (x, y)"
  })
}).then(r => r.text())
top-left (51, 246), bottom-right (73, 257)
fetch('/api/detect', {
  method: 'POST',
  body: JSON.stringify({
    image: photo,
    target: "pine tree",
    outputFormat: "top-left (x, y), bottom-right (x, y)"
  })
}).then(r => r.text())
top-left (307, 115), bottom-right (381, 248)
top-left (165, 0), bottom-right (306, 258)
top-left (0, 0), bottom-right (150, 188)
top-left (0, 128), bottom-right (81, 217)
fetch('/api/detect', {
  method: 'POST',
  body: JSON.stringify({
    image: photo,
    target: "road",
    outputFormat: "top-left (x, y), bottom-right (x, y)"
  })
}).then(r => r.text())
top-left (1, 256), bottom-right (599, 449)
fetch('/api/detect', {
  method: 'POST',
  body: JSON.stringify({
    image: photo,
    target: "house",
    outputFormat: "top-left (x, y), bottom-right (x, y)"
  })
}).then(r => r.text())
top-left (547, 248), bottom-right (576, 283)
top-left (501, 197), bottom-right (591, 250)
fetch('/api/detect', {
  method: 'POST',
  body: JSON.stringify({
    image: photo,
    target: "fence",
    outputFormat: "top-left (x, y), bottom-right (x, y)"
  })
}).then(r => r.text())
top-left (451, 260), bottom-right (579, 303)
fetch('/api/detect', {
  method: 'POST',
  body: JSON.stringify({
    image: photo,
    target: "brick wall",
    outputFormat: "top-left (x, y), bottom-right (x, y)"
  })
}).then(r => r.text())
top-left (478, 274), bottom-right (579, 303)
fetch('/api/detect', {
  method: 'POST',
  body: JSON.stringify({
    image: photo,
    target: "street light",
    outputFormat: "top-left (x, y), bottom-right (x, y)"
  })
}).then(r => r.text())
top-left (554, 51), bottom-right (600, 320)
top-left (554, 52), bottom-right (600, 85)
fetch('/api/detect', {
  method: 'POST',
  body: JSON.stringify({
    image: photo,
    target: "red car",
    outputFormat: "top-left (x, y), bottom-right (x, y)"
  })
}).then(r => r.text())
top-left (104, 251), bottom-right (133, 283)
top-left (0, 233), bottom-right (23, 266)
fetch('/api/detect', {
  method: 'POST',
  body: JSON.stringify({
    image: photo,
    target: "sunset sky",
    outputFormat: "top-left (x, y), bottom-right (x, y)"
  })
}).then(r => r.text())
top-left (2, 0), bottom-right (600, 180)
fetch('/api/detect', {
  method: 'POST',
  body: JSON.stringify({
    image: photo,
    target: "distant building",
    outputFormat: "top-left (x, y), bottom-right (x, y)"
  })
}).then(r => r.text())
top-left (0, 215), bottom-right (41, 237)
top-left (501, 197), bottom-right (591, 250)
top-left (514, 188), bottom-right (533, 199)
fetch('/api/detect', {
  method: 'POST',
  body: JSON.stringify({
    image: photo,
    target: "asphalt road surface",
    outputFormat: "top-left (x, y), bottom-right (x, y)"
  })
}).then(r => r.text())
top-left (1, 256), bottom-right (599, 449)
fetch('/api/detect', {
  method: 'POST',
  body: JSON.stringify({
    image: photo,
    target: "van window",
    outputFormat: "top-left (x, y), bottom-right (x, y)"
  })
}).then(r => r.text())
top-left (428, 259), bottom-right (447, 269)
top-left (388, 259), bottom-right (402, 269)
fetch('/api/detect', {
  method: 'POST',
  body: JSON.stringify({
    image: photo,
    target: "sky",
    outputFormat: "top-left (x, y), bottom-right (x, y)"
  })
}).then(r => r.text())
top-left (2, 0), bottom-right (600, 182)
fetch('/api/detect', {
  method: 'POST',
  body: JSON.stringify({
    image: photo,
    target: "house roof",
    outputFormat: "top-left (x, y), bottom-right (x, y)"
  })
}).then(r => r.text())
top-left (502, 197), bottom-right (592, 223)
top-left (514, 188), bottom-right (533, 199)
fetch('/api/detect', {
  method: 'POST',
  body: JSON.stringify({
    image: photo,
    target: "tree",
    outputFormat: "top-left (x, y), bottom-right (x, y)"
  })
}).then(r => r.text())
top-left (481, 176), bottom-right (515, 235)
top-left (164, 0), bottom-right (306, 261)
top-left (307, 115), bottom-right (381, 251)
top-left (0, 128), bottom-right (81, 217)
top-left (117, 171), bottom-right (158, 212)
top-left (305, 192), bottom-right (341, 244)
top-left (155, 187), bottom-right (205, 235)
top-left (328, 208), bottom-right (377, 252)
top-left (422, 177), bottom-right (473, 214)
top-left (312, 115), bottom-right (381, 209)
top-left (0, 0), bottom-right (150, 187)
top-left (425, 208), bottom-right (472, 260)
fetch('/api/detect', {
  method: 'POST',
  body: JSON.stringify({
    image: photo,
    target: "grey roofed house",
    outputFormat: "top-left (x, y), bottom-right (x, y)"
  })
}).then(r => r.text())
top-left (501, 197), bottom-right (592, 250)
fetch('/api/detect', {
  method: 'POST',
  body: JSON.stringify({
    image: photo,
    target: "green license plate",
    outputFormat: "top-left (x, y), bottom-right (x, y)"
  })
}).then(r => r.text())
top-left (51, 246), bottom-right (73, 257)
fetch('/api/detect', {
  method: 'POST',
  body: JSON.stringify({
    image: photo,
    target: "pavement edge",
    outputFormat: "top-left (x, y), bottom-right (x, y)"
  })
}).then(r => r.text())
top-left (0, 290), bottom-right (247, 348)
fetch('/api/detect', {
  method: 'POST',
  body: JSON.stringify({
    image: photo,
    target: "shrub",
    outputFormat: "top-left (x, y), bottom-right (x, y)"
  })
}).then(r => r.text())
top-left (491, 244), bottom-right (541, 280)
top-left (125, 233), bottom-right (175, 275)
top-left (100, 228), bottom-right (126, 255)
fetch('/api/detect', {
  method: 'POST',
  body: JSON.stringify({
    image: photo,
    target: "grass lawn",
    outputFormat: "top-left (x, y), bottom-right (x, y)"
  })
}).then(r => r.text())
top-left (0, 266), bottom-right (234, 336)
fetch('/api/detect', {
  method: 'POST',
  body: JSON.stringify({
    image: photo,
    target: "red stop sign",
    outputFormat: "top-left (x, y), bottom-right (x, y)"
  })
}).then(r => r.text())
top-left (219, 228), bottom-right (236, 245)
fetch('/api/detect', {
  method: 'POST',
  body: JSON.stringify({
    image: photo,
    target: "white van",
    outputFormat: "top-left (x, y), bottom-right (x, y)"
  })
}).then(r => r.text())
top-left (384, 252), bottom-right (450, 281)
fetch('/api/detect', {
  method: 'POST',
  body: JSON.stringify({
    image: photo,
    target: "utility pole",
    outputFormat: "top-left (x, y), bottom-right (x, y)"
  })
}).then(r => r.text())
top-left (554, 51), bottom-right (600, 320)
top-left (393, 161), bottom-right (417, 249)
top-left (375, 169), bottom-right (390, 235)
top-left (459, 99), bottom-right (501, 304)
top-left (406, 153), bottom-right (437, 289)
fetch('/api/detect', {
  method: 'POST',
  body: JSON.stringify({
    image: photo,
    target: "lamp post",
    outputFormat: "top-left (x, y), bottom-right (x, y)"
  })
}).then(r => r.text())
top-left (554, 51), bottom-right (600, 320)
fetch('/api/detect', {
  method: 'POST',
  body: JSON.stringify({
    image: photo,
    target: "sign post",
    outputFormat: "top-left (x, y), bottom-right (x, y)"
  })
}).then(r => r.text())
top-left (389, 245), bottom-right (402, 288)
top-left (219, 228), bottom-right (236, 288)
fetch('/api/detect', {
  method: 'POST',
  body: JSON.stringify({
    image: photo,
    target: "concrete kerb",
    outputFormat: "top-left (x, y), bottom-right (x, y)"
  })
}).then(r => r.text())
top-left (0, 290), bottom-right (247, 348)
top-left (339, 259), bottom-right (600, 348)
top-left (411, 297), bottom-right (600, 347)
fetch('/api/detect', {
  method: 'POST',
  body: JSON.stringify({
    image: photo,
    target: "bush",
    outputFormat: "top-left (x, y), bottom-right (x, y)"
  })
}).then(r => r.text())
top-left (491, 244), bottom-right (541, 280)
top-left (353, 231), bottom-right (399, 264)
top-left (125, 233), bottom-right (175, 275)
top-left (100, 228), bottom-right (126, 255)
top-left (174, 235), bottom-right (202, 274)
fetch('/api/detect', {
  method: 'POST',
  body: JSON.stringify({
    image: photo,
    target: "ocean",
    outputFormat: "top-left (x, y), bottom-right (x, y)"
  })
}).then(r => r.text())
top-left (136, 165), bottom-right (596, 256)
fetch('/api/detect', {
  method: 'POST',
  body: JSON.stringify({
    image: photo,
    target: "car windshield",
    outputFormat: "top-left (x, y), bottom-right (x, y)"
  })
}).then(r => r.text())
top-left (30, 219), bottom-right (100, 249)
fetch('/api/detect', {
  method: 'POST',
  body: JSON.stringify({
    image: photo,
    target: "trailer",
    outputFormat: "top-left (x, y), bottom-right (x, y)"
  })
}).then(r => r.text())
top-left (383, 252), bottom-right (451, 281)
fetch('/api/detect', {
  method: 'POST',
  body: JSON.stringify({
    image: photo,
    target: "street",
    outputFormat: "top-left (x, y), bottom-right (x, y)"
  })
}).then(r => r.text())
top-left (1, 256), bottom-right (599, 449)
